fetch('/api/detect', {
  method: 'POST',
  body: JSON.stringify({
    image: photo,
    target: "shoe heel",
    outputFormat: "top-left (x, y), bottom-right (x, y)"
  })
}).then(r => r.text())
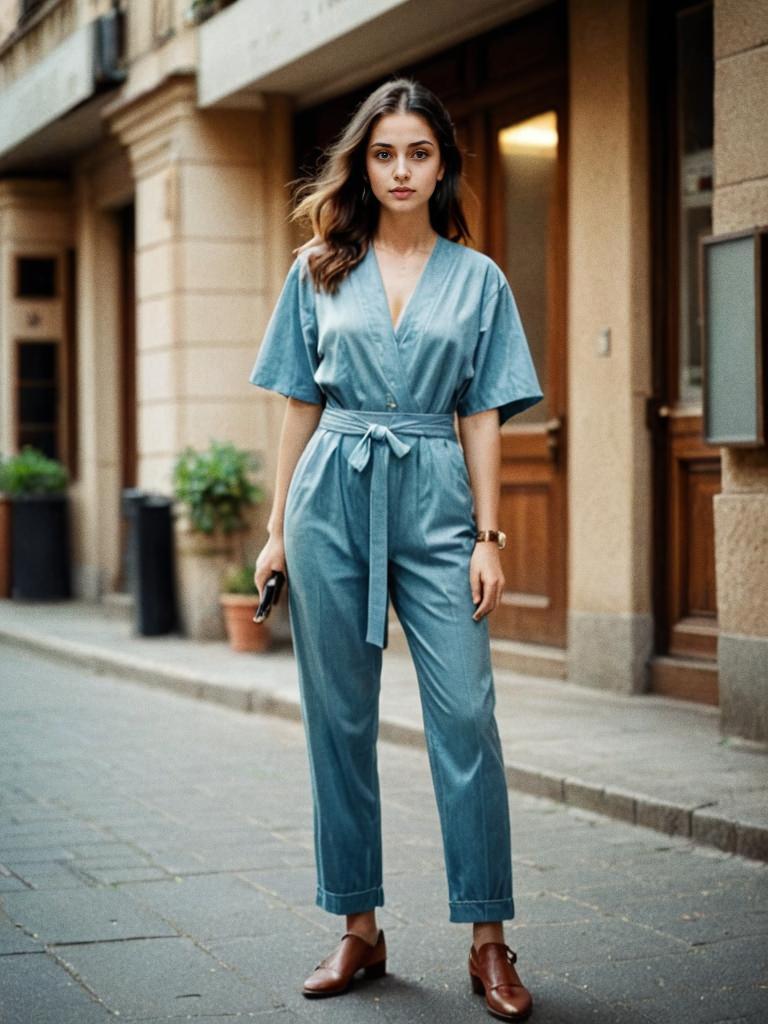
top-left (364, 958), bottom-right (387, 979)
top-left (470, 971), bottom-right (485, 995)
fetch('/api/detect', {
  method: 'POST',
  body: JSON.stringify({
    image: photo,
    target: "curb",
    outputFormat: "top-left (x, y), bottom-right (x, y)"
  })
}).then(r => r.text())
top-left (2, 625), bottom-right (766, 865)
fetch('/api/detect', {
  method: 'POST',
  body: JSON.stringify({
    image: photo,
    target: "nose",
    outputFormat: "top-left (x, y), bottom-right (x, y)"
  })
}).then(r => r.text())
top-left (394, 157), bottom-right (409, 180)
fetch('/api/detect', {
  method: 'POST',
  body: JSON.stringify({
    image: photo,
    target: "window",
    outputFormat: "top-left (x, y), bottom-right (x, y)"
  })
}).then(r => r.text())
top-left (16, 256), bottom-right (57, 299)
top-left (676, 4), bottom-right (713, 401)
top-left (16, 340), bottom-right (60, 460)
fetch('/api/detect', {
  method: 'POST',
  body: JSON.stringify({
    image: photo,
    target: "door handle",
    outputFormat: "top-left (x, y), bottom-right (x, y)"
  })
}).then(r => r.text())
top-left (645, 396), bottom-right (671, 435)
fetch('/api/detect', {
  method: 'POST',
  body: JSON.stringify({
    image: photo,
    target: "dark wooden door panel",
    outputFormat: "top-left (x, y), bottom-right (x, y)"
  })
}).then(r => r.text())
top-left (665, 412), bottom-right (720, 659)
top-left (116, 201), bottom-right (136, 594)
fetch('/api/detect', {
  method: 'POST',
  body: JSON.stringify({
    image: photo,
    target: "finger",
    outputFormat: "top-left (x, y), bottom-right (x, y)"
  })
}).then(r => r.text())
top-left (474, 580), bottom-right (500, 619)
top-left (470, 569), bottom-right (482, 606)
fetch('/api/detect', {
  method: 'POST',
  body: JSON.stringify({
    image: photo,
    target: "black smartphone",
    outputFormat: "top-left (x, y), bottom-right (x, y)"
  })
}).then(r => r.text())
top-left (253, 570), bottom-right (286, 623)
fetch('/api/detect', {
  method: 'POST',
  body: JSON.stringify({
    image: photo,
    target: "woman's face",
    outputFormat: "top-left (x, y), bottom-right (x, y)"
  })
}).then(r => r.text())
top-left (364, 111), bottom-right (444, 216)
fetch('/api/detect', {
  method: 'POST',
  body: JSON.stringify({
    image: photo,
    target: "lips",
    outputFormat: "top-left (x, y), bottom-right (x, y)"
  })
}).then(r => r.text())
top-left (391, 188), bottom-right (414, 194)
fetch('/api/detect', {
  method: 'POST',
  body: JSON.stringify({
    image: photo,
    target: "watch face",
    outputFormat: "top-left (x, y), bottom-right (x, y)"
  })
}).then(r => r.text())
top-left (498, 531), bottom-right (506, 549)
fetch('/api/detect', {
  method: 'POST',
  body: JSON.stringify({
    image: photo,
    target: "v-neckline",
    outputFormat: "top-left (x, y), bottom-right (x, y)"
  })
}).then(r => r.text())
top-left (369, 233), bottom-right (443, 338)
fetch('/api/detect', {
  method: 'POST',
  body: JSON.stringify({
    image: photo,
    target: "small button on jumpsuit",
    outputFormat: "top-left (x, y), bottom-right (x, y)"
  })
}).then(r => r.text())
top-left (249, 234), bottom-right (544, 922)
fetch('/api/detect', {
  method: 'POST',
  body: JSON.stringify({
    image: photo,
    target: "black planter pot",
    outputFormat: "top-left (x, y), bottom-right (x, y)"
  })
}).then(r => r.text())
top-left (11, 493), bottom-right (71, 600)
top-left (135, 495), bottom-right (178, 636)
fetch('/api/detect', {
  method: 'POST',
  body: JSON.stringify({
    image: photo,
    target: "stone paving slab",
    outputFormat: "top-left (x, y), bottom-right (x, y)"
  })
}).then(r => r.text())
top-left (1, 648), bottom-right (768, 1023)
top-left (0, 952), bottom-right (115, 1023)
top-left (0, 597), bottom-right (766, 866)
top-left (54, 936), bottom-right (281, 1018)
top-left (1, 887), bottom-right (180, 945)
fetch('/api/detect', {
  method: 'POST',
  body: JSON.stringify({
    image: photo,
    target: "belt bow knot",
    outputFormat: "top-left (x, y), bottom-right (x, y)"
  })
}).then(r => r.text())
top-left (347, 423), bottom-right (414, 472)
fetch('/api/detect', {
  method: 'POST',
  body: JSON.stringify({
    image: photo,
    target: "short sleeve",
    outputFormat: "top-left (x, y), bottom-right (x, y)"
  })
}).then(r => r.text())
top-left (248, 256), bottom-right (324, 404)
top-left (456, 274), bottom-right (544, 427)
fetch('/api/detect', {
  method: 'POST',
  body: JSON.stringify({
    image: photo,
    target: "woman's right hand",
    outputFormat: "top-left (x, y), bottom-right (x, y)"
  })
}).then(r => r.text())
top-left (254, 534), bottom-right (288, 598)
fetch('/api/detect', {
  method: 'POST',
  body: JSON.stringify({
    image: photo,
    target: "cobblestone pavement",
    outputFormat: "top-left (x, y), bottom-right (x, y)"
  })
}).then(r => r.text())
top-left (1, 647), bottom-right (767, 1024)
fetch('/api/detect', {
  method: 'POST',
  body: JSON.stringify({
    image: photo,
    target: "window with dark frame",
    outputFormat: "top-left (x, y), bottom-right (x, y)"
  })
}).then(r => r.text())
top-left (16, 340), bottom-right (60, 460)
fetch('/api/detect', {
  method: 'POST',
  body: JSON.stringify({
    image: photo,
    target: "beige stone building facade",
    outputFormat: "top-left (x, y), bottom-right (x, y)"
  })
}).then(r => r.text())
top-left (1, 0), bottom-right (765, 739)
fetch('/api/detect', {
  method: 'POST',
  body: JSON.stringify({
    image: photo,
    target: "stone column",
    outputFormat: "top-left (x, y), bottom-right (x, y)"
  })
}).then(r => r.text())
top-left (712, 1), bottom-right (768, 742)
top-left (71, 139), bottom-right (132, 598)
top-left (566, 0), bottom-right (654, 693)
top-left (105, 74), bottom-right (293, 495)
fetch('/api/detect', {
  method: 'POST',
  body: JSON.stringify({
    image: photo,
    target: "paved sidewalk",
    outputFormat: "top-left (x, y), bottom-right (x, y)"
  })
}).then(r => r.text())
top-left (0, 598), bottom-right (766, 864)
top-left (2, 646), bottom-right (768, 1024)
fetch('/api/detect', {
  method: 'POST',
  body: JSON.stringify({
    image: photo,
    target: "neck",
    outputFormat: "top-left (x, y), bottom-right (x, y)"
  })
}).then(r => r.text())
top-left (373, 210), bottom-right (437, 254)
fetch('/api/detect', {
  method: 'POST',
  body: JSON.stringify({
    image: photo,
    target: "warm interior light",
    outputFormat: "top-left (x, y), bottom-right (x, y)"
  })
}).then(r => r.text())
top-left (498, 112), bottom-right (558, 153)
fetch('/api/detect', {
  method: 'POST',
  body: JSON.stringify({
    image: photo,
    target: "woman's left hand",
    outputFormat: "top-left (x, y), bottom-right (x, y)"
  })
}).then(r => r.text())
top-left (470, 543), bottom-right (505, 620)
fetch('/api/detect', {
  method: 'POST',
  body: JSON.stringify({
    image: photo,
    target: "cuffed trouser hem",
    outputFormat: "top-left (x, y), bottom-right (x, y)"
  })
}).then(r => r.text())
top-left (316, 883), bottom-right (384, 915)
top-left (448, 896), bottom-right (515, 923)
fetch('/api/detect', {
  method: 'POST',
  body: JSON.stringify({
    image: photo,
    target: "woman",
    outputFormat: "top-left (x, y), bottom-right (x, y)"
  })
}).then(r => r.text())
top-left (250, 76), bottom-right (542, 1021)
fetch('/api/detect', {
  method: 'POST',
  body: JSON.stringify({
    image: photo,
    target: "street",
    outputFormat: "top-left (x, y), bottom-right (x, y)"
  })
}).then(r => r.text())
top-left (1, 645), bottom-right (766, 1023)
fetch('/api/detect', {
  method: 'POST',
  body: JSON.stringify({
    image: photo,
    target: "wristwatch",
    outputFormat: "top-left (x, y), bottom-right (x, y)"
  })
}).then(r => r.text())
top-left (475, 529), bottom-right (506, 549)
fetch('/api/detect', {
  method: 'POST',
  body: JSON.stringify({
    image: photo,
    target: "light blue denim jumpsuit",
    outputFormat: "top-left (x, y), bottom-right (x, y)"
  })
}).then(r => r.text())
top-left (249, 234), bottom-right (543, 922)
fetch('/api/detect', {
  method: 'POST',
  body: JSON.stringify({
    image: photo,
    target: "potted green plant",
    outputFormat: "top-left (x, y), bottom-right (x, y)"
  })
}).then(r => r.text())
top-left (0, 446), bottom-right (71, 600)
top-left (219, 564), bottom-right (272, 652)
top-left (171, 439), bottom-right (264, 640)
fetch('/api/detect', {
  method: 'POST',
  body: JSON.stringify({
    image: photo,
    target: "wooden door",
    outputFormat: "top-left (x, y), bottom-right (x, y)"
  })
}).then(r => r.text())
top-left (489, 95), bottom-right (566, 648)
top-left (648, 0), bottom-right (719, 703)
top-left (118, 201), bottom-right (136, 495)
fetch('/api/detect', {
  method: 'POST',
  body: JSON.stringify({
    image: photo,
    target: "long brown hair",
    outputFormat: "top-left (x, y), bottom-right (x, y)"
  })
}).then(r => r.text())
top-left (289, 76), bottom-right (473, 294)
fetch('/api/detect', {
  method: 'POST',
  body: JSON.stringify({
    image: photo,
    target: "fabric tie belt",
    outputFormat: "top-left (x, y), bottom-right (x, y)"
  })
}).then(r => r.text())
top-left (318, 406), bottom-right (457, 649)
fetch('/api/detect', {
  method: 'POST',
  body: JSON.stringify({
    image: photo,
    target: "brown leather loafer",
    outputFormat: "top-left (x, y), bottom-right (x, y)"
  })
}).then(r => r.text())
top-left (468, 941), bottom-right (533, 1021)
top-left (301, 928), bottom-right (387, 998)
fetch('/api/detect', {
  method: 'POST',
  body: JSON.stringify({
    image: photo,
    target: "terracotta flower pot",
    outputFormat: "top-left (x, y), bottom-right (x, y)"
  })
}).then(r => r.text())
top-left (219, 593), bottom-right (272, 652)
